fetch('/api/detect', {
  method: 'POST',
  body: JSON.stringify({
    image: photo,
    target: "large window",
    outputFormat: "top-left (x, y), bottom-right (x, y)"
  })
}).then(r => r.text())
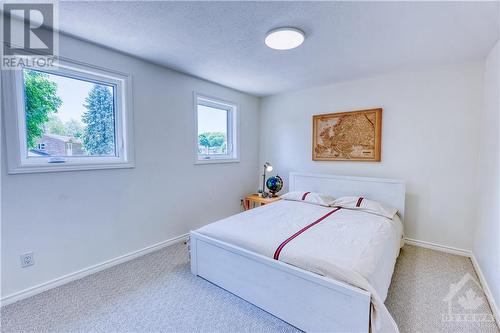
top-left (3, 59), bottom-right (134, 173)
top-left (195, 94), bottom-right (238, 163)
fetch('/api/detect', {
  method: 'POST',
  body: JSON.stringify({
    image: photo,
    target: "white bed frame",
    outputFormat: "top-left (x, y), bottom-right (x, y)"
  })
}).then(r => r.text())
top-left (190, 172), bottom-right (406, 332)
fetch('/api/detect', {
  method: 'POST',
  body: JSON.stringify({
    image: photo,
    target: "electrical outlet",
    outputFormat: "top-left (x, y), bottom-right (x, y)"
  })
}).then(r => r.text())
top-left (20, 252), bottom-right (34, 268)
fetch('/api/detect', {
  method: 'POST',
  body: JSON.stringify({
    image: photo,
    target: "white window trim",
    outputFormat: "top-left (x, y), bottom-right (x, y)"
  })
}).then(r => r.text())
top-left (2, 57), bottom-right (135, 174)
top-left (194, 92), bottom-right (239, 165)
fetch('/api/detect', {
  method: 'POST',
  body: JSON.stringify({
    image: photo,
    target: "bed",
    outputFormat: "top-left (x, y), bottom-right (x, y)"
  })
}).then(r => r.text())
top-left (190, 172), bottom-right (406, 332)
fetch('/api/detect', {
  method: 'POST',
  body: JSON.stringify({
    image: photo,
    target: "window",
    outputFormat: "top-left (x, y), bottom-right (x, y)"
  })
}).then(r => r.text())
top-left (195, 94), bottom-right (238, 164)
top-left (3, 58), bottom-right (134, 173)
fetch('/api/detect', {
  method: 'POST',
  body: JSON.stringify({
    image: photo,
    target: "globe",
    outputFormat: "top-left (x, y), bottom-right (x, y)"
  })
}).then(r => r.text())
top-left (266, 175), bottom-right (284, 196)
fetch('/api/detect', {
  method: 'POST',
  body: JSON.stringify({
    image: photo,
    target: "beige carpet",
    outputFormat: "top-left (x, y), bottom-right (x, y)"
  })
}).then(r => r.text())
top-left (1, 242), bottom-right (498, 332)
top-left (386, 245), bottom-right (498, 333)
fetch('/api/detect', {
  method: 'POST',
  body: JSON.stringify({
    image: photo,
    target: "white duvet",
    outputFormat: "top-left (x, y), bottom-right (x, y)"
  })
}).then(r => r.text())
top-left (196, 199), bottom-right (403, 332)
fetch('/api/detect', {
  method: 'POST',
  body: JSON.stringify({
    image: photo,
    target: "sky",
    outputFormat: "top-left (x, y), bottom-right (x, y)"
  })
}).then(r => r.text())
top-left (197, 105), bottom-right (227, 134)
top-left (33, 71), bottom-right (112, 124)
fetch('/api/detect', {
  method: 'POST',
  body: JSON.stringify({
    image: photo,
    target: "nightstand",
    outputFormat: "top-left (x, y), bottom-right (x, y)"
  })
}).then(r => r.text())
top-left (243, 194), bottom-right (281, 211)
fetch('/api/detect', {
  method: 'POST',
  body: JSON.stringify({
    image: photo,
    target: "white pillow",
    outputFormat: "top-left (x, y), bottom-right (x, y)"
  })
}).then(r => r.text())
top-left (282, 191), bottom-right (335, 207)
top-left (333, 196), bottom-right (398, 219)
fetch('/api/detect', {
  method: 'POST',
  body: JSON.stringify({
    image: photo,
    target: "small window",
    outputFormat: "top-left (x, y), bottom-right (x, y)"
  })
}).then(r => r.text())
top-left (195, 94), bottom-right (238, 164)
top-left (3, 59), bottom-right (134, 173)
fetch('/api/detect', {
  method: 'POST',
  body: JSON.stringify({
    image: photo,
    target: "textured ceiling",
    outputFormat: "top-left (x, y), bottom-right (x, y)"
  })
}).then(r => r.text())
top-left (57, 1), bottom-right (499, 96)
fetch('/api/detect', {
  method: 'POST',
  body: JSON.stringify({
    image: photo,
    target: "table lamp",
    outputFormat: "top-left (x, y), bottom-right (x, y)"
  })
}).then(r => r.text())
top-left (261, 162), bottom-right (273, 197)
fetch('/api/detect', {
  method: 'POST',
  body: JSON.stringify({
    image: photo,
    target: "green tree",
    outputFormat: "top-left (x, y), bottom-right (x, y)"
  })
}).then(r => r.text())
top-left (24, 70), bottom-right (62, 148)
top-left (198, 133), bottom-right (210, 153)
top-left (46, 115), bottom-right (67, 136)
top-left (82, 85), bottom-right (115, 155)
top-left (207, 132), bottom-right (225, 150)
top-left (46, 116), bottom-right (84, 140)
top-left (198, 132), bottom-right (226, 154)
top-left (65, 119), bottom-right (84, 139)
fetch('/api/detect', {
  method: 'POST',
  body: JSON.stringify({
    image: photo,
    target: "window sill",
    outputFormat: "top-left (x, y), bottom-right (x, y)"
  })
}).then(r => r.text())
top-left (194, 158), bottom-right (240, 165)
top-left (7, 162), bottom-right (135, 174)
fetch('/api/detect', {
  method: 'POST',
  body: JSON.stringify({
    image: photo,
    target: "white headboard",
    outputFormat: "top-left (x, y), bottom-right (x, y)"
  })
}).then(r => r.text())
top-left (289, 172), bottom-right (406, 221)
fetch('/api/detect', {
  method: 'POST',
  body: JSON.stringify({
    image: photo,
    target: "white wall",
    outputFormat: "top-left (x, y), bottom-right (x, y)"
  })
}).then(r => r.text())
top-left (473, 41), bottom-right (500, 315)
top-left (260, 62), bottom-right (484, 251)
top-left (1, 34), bottom-right (260, 298)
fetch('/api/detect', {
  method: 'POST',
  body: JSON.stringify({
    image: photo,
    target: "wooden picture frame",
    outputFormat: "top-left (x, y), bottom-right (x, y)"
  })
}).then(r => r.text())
top-left (312, 108), bottom-right (382, 162)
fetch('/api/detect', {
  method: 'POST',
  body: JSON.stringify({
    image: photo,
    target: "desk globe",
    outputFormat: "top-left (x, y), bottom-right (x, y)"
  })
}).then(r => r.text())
top-left (266, 175), bottom-right (283, 197)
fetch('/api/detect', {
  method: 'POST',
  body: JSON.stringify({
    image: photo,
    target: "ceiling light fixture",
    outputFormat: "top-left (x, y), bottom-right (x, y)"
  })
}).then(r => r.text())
top-left (265, 27), bottom-right (305, 50)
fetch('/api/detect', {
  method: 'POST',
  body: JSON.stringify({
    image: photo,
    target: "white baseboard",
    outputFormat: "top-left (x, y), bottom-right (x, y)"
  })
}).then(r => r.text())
top-left (404, 237), bottom-right (471, 257)
top-left (470, 253), bottom-right (500, 325)
top-left (0, 233), bottom-right (189, 307)
top-left (405, 237), bottom-right (499, 326)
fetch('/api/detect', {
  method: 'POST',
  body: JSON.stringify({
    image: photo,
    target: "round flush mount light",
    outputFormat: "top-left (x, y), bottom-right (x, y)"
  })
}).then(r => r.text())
top-left (265, 27), bottom-right (305, 50)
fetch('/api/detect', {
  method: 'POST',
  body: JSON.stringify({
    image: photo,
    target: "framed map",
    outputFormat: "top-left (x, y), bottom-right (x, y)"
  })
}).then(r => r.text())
top-left (312, 108), bottom-right (382, 161)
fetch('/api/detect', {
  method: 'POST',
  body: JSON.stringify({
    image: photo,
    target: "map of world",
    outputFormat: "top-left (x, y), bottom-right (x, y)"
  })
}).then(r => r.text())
top-left (312, 109), bottom-right (382, 161)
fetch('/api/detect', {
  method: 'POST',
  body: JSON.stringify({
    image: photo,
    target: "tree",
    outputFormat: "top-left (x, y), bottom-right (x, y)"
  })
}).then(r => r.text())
top-left (24, 70), bottom-right (62, 148)
top-left (65, 119), bottom-right (84, 139)
top-left (82, 85), bottom-right (115, 155)
top-left (198, 132), bottom-right (226, 154)
top-left (46, 115), bottom-right (66, 136)
top-left (46, 116), bottom-right (84, 140)
top-left (198, 133), bottom-right (210, 154)
top-left (207, 132), bottom-right (225, 152)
